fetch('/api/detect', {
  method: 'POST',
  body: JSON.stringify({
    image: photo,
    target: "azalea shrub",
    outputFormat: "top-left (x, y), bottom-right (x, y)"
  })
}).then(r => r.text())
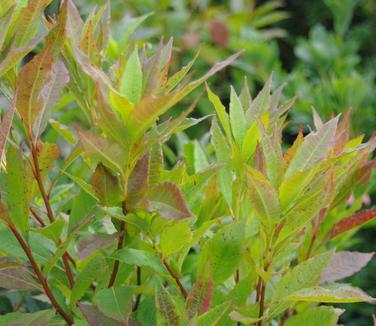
top-left (0, 1), bottom-right (375, 325)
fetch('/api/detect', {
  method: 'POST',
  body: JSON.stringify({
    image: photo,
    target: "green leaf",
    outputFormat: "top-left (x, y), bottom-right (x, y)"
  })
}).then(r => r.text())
top-left (120, 47), bottom-right (143, 104)
top-left (32, 219), bottom-right (65, 243)
top-left (114, 248), bottom-right (168, 275)
top-left (197, 301), bottom-right (232, 325)
top-left (71, 255), bottom-right (103, 307)
top-left (199, 223), bottom-right (244, 284)
top-left (49, 119), bottom-right (76, 144)
top-left (271, 251), bottom-right (333, 315)
top-left (229, 86), bottom-right (246, 148)
top-left (246, 166), bottom-right (280, 229)
top-left (6, 145), bottom-right (29, 235)
top-left (284, 306), bottom-right (341, 326)
top-left (287, 283), bottom-right (375, 303)
top-left (207, 84), bottom-right (231, 139)
top-left (155, 285), bottom-right (182, 326)
top-left (119, 13), bottom-right (153, 50)
top-left (92, 164), bottom-right (123, 207)
top-left (160, 220), bottom-right (192, 257)
top-left (77, 128), bottom-right (128, 175)
top-left (211, 119), bottom-right (232, 208)
top-left (0, 310), bottom-right (55, 326)
top-left (286, 117), bottom-right (339, 178)
top-left (64, 171), bottom-right (99, 201)
top-left (94, 286), bottom-right (134, 321)
top-left (147, 182), bottom-right (191, 220)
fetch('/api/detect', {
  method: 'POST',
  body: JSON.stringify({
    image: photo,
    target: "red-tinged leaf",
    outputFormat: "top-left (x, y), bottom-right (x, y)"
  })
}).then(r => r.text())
top-left (92, 163), bottom-right (123, 207)
top-left (12, 0), bottom-right (50, 48)
top-left (15, 5), bottom-right (68, 137)
top-left (79, 303), bottom-right (122, 326)
top-left (210, 20), bottom-right (229, 48)
top-left (284, 126), bottom-right (303, 167)
top-left (126, 153), bottom-right (149, 209)
top-left (0, 98), bottom-right (16, 159)
top-left (77, 233), bottom-right (118, 261)
top-left (155, 285), bottom-right (181, 326)
top-left (127, 51), bottom-right (243, 142)
top-left (186, 263), bottom-right (214, 318)
top-left (147, 182), bottom-right (191, 220)
top-left (320, 251), bottom-right (374, 283)
top-left (286, 116), bottom-right (339, 177)
top-left (0, 263), bottom-right (41, 291)
top-left (77, 128), bottom-right (128, 175)
top-left (94, 85), bottom-right (130, 147)
top-left (329, 207), bottom-right (376, 239)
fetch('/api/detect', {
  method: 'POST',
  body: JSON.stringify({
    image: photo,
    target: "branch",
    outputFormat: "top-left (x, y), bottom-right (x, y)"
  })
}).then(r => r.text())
top-left (7, 223), bottom-right (73, 325)
top-left (108, 220), bottom-right (126, 287)
top-left (30, 142), bottom-right (75, 288)
top-left (162, 258), bottom-right (187, 298)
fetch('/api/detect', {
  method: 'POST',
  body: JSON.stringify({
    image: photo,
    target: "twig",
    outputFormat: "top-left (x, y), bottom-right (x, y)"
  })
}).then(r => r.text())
top-left (30, 141), bottom-right (75, 288)
top-left (7, 222), bottom-right (73, 325)
top-left (162, 258), bottom-right (187, 298)
top-left (132, 266), bottom-right (142, 312)
top-left (108, 220), bottom-right (126, 287)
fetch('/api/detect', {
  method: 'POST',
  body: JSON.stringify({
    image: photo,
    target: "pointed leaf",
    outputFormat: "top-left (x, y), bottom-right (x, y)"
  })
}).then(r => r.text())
top-left (120, 47), bottom-right (143, 104)
top-left (329, 207), bottom-right (376, 239)
top-left (288, 284), bottom-right (376, 303)
top-left (320, 251), bottom-right (374, 283)
top-left (94, 286), bottom-right (134, 321)
top-left (147, 182), bottom-right (191, 220)
top-left (284, 306), bottom-right (341, 326)
top-left (126, 153), bottom-right (149, 209)
top-left (286, 117), bottom-right (339, 177)
top-left (160, 220), bottom-right (192, 257)
top-left (186, 262), bottom-right (214, 318)
top-left (6, 145), bottom-right (29, 235)
top-left (246, 166), bottom-right (280, 228)
top-left (229, 86), bottom-right (246, 148)
top-left (92, 163), bottom-right (123, 206)
top-left (155, 285), bottom-right (181, 326)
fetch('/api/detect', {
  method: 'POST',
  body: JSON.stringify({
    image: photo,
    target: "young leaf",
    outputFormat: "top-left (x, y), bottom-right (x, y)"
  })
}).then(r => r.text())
top-left (286, 117), bottom-right (339, 177)
top-left (207, 84), bottom-right (231, 139)
top-left (126, 153), bottom-right (149, 209)
top-left (320, 251), bottom-right (374, 283)
top-left (186, 262), bottom-right (214, 318)
top-left (120, 47), bottom-right (143, 104)
top-left (246, 166), bottom-right (280, 228)
top-left (92, 163), bottom-right (123, 207)
top-left (155, 285), bottom-right (182, 326)
top-left (77, 128), bottom-right (128, 175)
top-left (6, 145), bottom-right (29, 235)
top-left (229, 86), bottom-right (246, 148)
top-left (93, 286), bottom-right (134, 321)
top-left (160, 220), bottom-right (192, 257)
top-left (147, 182), bottom-right (191, 220)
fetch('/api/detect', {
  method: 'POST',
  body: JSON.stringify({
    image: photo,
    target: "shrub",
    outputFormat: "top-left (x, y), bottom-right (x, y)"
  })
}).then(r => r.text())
top-left (0, 1), bottom-right (375, 325)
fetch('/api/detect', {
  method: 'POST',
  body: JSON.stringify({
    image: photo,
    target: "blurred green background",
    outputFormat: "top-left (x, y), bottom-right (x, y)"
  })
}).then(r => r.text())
top-left (2, 0), bottom-right (375, 324)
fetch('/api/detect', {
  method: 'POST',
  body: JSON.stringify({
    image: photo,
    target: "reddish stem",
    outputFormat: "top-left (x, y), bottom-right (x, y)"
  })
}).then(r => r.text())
top-left (7, 223), bottom-right (73, 325)
top-left (162, 258), bottom-right (187, 298)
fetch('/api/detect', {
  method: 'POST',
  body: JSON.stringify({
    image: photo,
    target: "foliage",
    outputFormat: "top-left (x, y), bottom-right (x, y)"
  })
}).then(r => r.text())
top-left (0, 1), bottom-right (375, 325)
